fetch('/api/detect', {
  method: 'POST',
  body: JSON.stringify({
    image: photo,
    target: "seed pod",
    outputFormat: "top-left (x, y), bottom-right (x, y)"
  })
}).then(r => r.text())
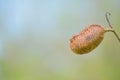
top-left (69, 12), bottom-right (120, 54)
top-left (70, 24), bottom-right (105, 54)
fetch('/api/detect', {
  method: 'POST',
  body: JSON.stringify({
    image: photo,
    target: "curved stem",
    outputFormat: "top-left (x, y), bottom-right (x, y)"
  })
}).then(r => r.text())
top-left (105, 12), bottom-right (112, 28)
top-left (105, 12), bottom-right (120, 43)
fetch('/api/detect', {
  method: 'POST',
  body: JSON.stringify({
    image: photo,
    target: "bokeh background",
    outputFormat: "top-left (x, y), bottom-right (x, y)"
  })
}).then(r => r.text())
top-left (0, 0), bottom-right (120, 80)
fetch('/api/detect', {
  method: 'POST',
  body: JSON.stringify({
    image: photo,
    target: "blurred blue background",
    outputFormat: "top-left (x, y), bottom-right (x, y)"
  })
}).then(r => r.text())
top-left (0, 0), bottom-right (120, 80)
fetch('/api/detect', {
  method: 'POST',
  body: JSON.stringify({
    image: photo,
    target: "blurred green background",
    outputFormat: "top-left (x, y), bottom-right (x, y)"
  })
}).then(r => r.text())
top-left (0, 0), bottom-right (120, 80)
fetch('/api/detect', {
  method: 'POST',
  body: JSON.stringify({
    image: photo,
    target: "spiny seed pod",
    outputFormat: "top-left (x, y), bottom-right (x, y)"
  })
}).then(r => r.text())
top-left (70, 12), bottom-right (120, 54)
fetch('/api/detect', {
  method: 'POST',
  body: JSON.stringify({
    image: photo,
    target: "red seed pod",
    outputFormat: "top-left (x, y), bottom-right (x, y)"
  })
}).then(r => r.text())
top-left (70, 12), bottom-right (120, 54)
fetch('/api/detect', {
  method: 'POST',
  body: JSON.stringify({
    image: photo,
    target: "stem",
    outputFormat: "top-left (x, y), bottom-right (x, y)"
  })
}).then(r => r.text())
top-left (105, 12), bottom-right (120, 43)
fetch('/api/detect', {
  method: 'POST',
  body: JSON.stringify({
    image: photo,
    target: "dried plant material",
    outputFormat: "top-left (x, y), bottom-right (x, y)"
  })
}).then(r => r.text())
top-left (70, 24), bottom-right (105, 54)
top-left (69, 12), bottom-right (120, 54)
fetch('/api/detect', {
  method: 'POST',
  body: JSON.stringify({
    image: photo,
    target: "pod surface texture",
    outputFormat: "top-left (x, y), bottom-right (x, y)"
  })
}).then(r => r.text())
top-left (70, 24), bottom-right (105, 54)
